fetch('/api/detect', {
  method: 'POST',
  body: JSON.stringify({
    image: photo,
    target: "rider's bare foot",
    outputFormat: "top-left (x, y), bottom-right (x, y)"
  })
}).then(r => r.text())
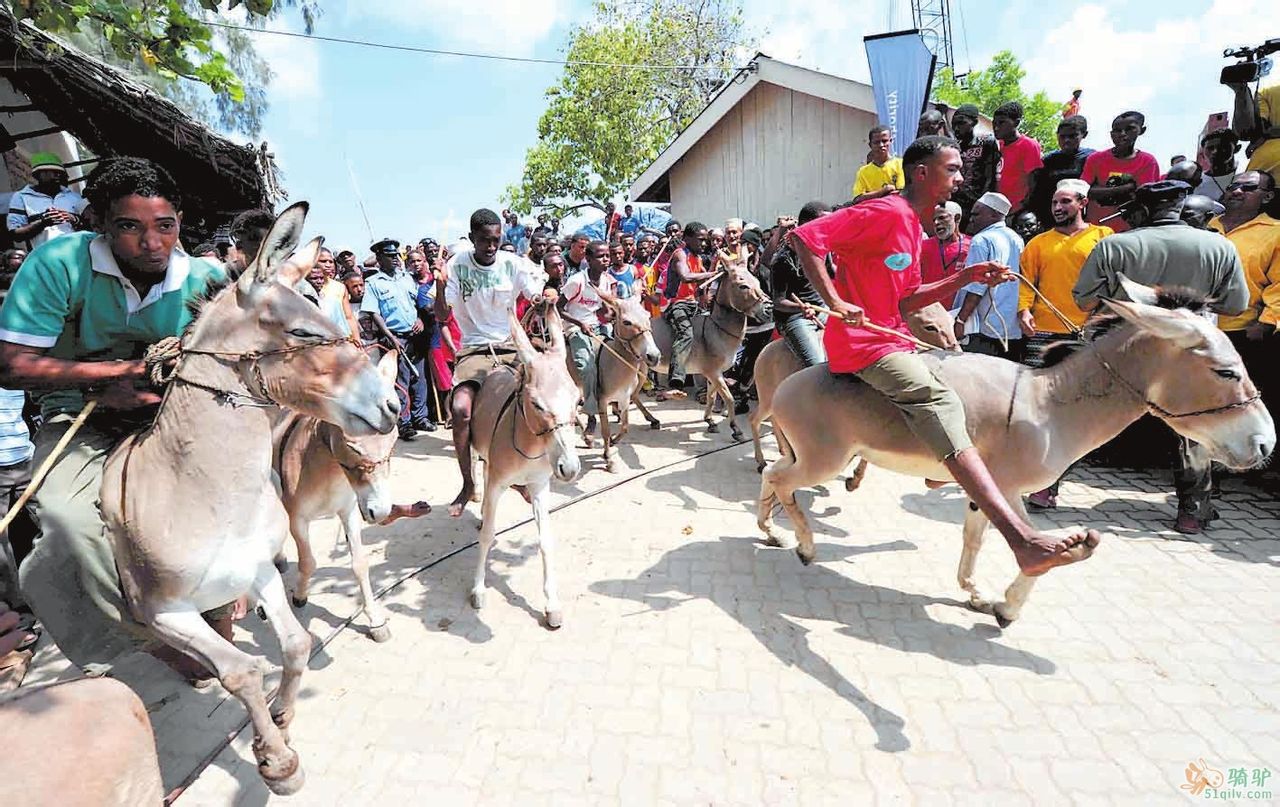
top-left (449, 485), bottom-right (474, 518)
top-left (380, 500), bottom-right (433, 525)
top-left (1011, 529), bottom-right (1101, 576)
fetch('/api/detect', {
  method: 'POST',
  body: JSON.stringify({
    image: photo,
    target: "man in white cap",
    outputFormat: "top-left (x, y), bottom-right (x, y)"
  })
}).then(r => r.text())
top-left (6, 153), bottom-right (87, 250)
top-left (920, 200), bottom-right (969, 283)
top-left (954, 192), bottom-right (1025, 359)
top-left (1016, 178), bottom-right (1113, 509)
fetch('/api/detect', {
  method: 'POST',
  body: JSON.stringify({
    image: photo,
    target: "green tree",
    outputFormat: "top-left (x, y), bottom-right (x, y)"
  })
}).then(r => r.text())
top-left (504, 0), bottom-right (753, 215)
top-left (10, 0), bottom-right (318, 138)
top-left (933, 51), bottom-right (1060, 150)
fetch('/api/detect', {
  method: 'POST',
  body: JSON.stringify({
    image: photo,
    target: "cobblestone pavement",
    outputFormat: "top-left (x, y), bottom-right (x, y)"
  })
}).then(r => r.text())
top-left (25, 398), bottom-right (1280, 806)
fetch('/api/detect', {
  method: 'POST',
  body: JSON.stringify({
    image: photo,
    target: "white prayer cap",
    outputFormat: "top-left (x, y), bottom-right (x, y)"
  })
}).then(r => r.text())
top-left (1056, 178), bottom-right (1091, 198)
top-left (976, 192), bottom-right (1012, 216)
top-left (939, 201), bottom-right (962, 217)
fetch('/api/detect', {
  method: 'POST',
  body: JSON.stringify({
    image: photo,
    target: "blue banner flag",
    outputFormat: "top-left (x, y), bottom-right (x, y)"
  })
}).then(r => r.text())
top-left (863, 30), bottom-right (937, 154)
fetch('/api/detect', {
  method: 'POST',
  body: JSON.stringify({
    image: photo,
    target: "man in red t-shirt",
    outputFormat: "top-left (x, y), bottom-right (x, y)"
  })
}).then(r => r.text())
top-left (792, 135), bottom-right (1100, 577)
top-left (920, 200), bottom-right (970, 283)
top-left (1081, 111), bottom-right (1161, 232)
top-left (993, 100), bottom-right (1043, 214)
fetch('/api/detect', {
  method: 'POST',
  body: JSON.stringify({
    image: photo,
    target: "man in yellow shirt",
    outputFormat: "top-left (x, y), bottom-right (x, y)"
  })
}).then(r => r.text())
top-left (1209, 170), bottom-right (1280, 414)
top-left (1016, 178), bottom-right (1111, 509)
top-left (851, 125), bottom-right (904, 203)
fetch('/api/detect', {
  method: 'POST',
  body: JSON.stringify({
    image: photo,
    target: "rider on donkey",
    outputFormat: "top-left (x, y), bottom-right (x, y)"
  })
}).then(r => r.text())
top-left (0, 158), bottom-right (232, 673)
top-left (790, 135), bottom-right (1100, 575)
top-left (434, 208), bottom-right (559, 517)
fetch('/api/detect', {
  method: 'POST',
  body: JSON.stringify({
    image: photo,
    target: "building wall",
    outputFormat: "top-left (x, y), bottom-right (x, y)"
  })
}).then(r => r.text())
top-left (667, 82), bottom-right (877, 227)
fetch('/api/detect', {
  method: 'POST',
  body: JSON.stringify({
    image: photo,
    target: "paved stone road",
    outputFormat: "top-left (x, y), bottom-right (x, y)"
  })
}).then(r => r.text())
top-left (24, 399), bottom-right (1280, 805)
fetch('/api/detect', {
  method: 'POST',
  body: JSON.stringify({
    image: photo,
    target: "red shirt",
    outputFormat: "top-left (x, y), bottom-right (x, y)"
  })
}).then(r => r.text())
top-left (920, 233), bottom-right (970, 284)
top-left (1081, 148), bottom-right (1161, 233)
top-left (997, 134), bottom-right (1043, 212)
top-left (792, 194), bottom-right (922, 373)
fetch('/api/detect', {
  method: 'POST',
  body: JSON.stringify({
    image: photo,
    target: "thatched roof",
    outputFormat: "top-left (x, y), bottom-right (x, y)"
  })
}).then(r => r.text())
top-left (0, 13), bottom-right (281, 235)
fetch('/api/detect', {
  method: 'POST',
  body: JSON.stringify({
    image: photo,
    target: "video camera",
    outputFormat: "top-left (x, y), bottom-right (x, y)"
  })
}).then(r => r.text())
top-left (1221, 38), bottom-right (1280, 85)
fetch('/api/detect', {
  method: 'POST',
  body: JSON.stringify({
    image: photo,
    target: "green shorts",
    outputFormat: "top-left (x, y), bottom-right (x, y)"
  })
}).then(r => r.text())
top-left (854, 351), bottom-right (973, 460)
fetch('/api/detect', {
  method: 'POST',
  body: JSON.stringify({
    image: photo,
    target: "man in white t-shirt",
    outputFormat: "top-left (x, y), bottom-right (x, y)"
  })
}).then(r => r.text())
top-left (435, 208), bottom-right (555, 516)
top-left (559, 240), bottom-right (617, 429)
top-left (6, 153), bottom-right (88, 251)
top-left (1194, 129), bottom-right (1240, 201)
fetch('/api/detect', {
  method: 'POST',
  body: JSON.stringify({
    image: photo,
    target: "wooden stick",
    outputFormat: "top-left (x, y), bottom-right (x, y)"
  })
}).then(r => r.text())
top-left (0, 400), bottom-right (97, 536)
top-left (788, 295), bottom-right (936, 352)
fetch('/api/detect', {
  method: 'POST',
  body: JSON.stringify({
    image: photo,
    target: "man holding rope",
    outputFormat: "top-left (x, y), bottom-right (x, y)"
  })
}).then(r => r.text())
top-left (0, 158), bottom-right (232, 673)
top-left (790, 135), bottom-right (1101, 576)
top-left (435, 209), bottom-right (557, 517)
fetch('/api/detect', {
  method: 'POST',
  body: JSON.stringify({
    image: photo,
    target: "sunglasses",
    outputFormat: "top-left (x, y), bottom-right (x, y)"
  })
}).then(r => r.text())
top-left (1227, 182), bottom-right (1262, 193)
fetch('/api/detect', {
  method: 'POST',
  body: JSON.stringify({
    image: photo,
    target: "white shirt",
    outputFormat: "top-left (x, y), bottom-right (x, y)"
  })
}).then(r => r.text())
top-left (561, 271), bottom-right (616, 327)
top-left (1194, 171), bottom-right (1236, 202)
top-left (6, 184), bottom-right (88, 249)
top-left (445, 250), bottom-right (544, 347)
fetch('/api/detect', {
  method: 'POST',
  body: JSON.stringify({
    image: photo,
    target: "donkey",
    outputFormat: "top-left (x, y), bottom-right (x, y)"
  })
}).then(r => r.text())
top-left (651, 266), bottom-right (769, 440)
top-left (759, 283), bottom-right (1275, 627)
top-left (274, 348), bottom-right (428, 643)
top-left (1, 678), bottom-right (164, 806)
top-left (750, 302), bottom-right (960, 476)
top-left (591, 293), bottom-right (662, 472)
top-left (468, 306), bottom-right (582, 629)
top-left (99, 203), bottom-right (399, 795)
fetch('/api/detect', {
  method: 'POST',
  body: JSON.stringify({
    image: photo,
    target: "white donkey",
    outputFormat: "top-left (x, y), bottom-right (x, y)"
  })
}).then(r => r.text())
top-left (468, 307), bottom-right (582, 628)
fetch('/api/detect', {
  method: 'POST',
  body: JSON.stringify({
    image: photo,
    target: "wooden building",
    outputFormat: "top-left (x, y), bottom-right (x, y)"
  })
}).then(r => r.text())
top-left (628, 54), bottom-right (989, 226)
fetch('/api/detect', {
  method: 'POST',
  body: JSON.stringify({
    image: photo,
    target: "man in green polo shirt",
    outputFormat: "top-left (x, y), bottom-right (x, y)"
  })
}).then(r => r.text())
top-left (0, 157), bottom-right (228, 672)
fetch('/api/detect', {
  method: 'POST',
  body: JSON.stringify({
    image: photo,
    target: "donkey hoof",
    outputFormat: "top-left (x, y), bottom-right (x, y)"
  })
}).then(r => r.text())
top-left (766, 532), bottom-right (798, 550)
top-left (290, 595), bottom-right (307, 609)
top-left (369, 623), bottom-right (392, 643)
top-left (844, 476), bottom-right (858, 492)
top-left (259, 752), bottom-right (304, 796)
top-left (272, 556), bottom-right (289, 575)
top-left (469, 590), bottom-right (486, 610)
top-left (706, 422), bottom-right (720, 434)
top-left (545, 610), bottom-right (564, 630)
top-left (795, 547), bottom-right (815, 566)
top-left (993, 607), bottom-right (1015, 629)
top-left (255, 605), bottom-right (269, 621)
top-left (649, 420), bottom-right (660, 430)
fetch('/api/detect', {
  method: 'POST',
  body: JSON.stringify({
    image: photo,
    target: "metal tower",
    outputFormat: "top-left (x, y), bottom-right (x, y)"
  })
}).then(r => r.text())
top-left (911, 0), bottom-right (956, 76)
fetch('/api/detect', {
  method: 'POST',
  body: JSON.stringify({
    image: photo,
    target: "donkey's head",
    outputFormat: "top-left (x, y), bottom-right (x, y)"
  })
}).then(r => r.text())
top-left (606, 294), bottom-right (660, 367)
top-left (511, 305), bottom-right (581, 482)
top-left (1101, 277), bottom-right (1274, 470)
top-left (188, 202), bottom-right (398, 436)
top-left (906, 302), bottom-right (961, 351)
top-left (717, 267), bottom-right (770, 321)
top-left (326, 350), bottom-right (400, 522)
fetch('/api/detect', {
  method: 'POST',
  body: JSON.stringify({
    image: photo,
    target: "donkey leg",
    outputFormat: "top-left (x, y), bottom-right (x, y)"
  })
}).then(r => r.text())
top-left (341, 506), bottom-right (390, 642)
top-left (750, 406), bottom-right (768, 472)
top-left (615, 396), bottom-right (631, 441)
top-left (701, 375), bottom-right (719, 432)
top-left (631, 391), bottom-right (660, 429)
top-left (756, 467), bottom-right (794, 549)
top-left (716, 376), bottom-right (745, 441)
top-left (530, 480), bottom-right (563, 629)
top-left (992, 495), bottom-right (1041, 627)
top-left (148, 607), bottom-right (304, 795)
top-left (252, 568), bottom-right (312, 733)
top-left (470, 485), bottom-right (503, 610)
top-left (844, 458), bottom-right (869, 492)
top-left (956, 500), bottom-right (998, 614)
top-left (288, 515), bottom-right (317, 609)
top-left (762, 437), bottom-right (848, 564)
top-left (598, 401), bottom-right (618, 474)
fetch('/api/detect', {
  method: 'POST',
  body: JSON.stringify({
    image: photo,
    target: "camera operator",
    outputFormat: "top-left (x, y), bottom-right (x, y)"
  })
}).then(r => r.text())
top-left (1226, 38), bottom-right (1280, 183)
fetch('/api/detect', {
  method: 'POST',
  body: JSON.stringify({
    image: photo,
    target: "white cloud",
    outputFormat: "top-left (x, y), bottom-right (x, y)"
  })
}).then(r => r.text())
top-left (343, 0), bottom-right (566, 58)
top-left (750, 0), bottom-right (882, 82)
top-left (255, 17), bottom-right (323, 102)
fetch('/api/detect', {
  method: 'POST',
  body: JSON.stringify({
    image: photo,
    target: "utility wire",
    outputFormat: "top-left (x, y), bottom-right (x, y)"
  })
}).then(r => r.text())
top-left (955, 0), bottom-right (973, 74)
top-left (203, 20), bottom-right (744, 72)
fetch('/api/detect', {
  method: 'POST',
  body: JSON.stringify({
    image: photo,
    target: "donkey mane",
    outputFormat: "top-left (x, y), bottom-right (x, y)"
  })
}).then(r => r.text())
top-left (1039, 285), bottom-right (1212, 366)
top-left (183, 272), bottom-right (235, 327)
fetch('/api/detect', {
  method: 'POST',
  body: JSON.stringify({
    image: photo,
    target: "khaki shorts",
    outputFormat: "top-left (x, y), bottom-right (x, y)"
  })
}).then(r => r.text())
top-left (451, 343), bottom-right (520, 393)
top-left (854, 350), bottom-right (973, 460)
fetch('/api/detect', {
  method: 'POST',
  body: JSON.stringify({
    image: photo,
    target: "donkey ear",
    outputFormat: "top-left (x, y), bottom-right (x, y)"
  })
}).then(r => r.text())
top-left (375, 348), bottom-right (397, 382)
top-left (543, 304), bottom-right (567, 355)
top-left (508, 306), bottom-right (538, 365)
top-left (276, 236), bottom-right (324, 288)
top-left (240, 202), bottom-right (309, 289)
top-left (1101, 298), bottom-right (1207, 348)
top-left (1113, 272), bottom-right (1160, 306)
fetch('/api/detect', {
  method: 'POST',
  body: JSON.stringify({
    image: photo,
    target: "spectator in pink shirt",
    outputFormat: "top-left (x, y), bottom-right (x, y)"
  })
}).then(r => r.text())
top-left (993, 101), bottom-right (1043, 214)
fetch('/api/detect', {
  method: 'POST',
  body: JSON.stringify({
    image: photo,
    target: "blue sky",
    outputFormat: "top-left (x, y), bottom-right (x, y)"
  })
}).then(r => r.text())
top-left (243, 0), bottom-right (1266, 254)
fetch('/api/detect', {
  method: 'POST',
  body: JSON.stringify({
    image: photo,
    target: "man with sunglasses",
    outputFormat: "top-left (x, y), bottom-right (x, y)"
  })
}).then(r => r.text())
top-left (1209, 170), bottom-right (1280, 435)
